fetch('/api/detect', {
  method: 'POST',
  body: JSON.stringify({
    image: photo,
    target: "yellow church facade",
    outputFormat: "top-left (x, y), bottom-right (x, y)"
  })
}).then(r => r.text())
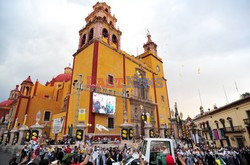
top-left (61, 2), bottom-right (171, 139)
top-left (0, 2), bottom-right (170, 141)
top-left (5, 67), bottom-right (72, 138)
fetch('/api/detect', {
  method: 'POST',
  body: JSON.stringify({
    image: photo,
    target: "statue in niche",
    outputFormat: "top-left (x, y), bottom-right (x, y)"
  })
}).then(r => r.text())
top-left (171, 109), bottom-right (174, 118)
top-left (36, 111), bottom-right (41, 124)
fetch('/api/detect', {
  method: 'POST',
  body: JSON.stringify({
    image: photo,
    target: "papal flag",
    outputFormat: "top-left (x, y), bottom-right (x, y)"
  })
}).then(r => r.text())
top-left (78, 109), bottom-right (86, 122)
top-left (146, 113), bottom-right (151, 123)
top-left (160, 116), bottom-right (164, 123)
top-left (23, 114), bottom-right (27, 126)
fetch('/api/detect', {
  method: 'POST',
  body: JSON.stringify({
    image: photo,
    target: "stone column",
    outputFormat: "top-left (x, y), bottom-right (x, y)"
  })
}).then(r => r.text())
top-left (120, 122), bottom-right (133, 146)
top-left (144, 123), bottom-right (152, 138)
top-left (9, 128), bottom-right (18, 145)
top-left (0, 123), bottom-right (7, 137)
top-left (76, 123), bottom-right (87, 143)
top-left (160, 125), bottom-right (167, 138)
top-left (30, 123), bottom-right (44, 138)
top-left (2, 131), bottom-right (8, 145)
top-left (18, 125), bottom-right (29, 145)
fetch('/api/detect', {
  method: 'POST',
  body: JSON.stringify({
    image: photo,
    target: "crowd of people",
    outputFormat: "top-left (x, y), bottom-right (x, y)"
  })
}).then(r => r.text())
top-left (8, 138), bottom-right (138, 165)
top-left (174, 140), bottom-right (250, 165)
top-left (6, 137), bottom-right (250, 165)
top-left (36, 136), bottom-right (120, 146)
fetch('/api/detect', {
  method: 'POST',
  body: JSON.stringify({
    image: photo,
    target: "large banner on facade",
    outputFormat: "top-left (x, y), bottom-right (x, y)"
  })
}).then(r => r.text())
top-left (92, 92), bottom-right (116, 114)
top-left (52, 118), bottom-right (64, 134)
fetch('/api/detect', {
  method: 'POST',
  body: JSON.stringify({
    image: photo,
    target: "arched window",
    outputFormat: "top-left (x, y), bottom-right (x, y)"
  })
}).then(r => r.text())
top-left (105, 8), bottom-right (108, 13)
top-left (24, 87), bottom-right (29, 96)
top-left (81, 34), bottom-right (86, 46)
top-left (112, 34), bottom-right (117, 44)
top-left (103, 16), bottom-right (107, 21)
top-left (88, 28), bottom-right (94, 41)
top-left (102, 28), bottom-right (108, 38)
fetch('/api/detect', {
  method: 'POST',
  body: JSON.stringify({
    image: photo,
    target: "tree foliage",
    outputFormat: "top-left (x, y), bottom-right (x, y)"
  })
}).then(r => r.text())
top-left (241, 92), bottom-right (250, 99)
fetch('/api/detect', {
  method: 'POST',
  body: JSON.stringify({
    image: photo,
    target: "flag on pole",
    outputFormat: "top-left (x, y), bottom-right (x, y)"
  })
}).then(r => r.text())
top-left (23, 114), bottom-right (27, 125)
top-left (78, 109), bottom-right (86, 122)
top-left (197, 68), bottom-right (200, 75)
top-left (96, 124), bottom-right (109, 132)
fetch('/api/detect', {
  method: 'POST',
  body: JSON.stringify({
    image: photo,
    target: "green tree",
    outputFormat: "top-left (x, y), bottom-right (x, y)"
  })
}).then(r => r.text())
top-left (241, 92), bottom-right (250, 99)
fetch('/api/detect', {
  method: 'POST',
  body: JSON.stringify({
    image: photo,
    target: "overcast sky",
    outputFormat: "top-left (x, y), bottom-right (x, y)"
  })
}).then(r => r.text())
top-left (0, 0), bottom-right (249, 119)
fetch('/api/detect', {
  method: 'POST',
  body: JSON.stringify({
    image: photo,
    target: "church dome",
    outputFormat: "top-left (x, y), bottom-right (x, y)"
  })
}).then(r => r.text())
top-left (11, 85), bottom-right (19, 92)
top-left (0, 99), bottom-right (14, 107)
top-left (21, 76), bottom-right (33, 85)
top-left (54, 74), bottom-right (72, 82)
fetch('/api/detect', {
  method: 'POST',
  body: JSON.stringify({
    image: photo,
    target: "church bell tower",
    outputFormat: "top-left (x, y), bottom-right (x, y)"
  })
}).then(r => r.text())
top-left (78, 2), bottom-right (122, 50)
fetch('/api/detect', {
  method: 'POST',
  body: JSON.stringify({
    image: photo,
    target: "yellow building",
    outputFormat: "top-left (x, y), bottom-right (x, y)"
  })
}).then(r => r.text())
top-left (0, 67), bottom-right (72, 139)
top-left (193, 96), bottom-right (250, 148)
top-left (0, 2), bottom-right (171, 141)
top-left (61, 2), bottom-right (171, 139)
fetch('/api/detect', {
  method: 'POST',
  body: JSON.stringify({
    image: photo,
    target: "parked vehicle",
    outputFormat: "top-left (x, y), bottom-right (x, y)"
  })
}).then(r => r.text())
top-left (142, 138), bottom-right (175, 165)
top-left (113, 138), bottom-right (175, 165)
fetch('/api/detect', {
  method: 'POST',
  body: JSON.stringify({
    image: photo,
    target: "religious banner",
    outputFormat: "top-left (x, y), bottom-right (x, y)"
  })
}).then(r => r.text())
top-left (160, 116), bottom-right (164, 124)
top-left (213, 129), bottom-right (219, 140)
top-left (141, 114), bottom-right (147, 121)
top-left (78, 109), bottom-right (86, 122)
top-left (52, 118), bottom-right (64, 134)
top-left (146, 113), bottom-right (151, 123)
top-left (24, 131), bottom-right (31, 141)
top-left (76, 129), bottom-right (83, 141)
top-left (150, 129), bottom-right (154, 138)
top-left (25, 131), bottom-right (31, 141)
top-left (31, 130), bottom-right (39, 140)
top-left (121, 128), bottom-right (128, 140)
top-left (128, 129), bottom-right (133, 140)
top-left (164, 129), bottom-right (169, 137)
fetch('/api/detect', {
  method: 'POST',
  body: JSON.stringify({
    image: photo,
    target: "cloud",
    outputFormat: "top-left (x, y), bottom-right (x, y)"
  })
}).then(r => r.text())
top-left (0, 0), bottom-right (250, 119)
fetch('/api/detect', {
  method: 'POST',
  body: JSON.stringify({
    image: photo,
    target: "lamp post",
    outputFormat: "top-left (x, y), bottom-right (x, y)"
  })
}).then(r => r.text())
top-left (73, 74), bottom-right (88, 143)
top-left (123, 84), bottom-right (128, 123)
top-left (120, 83), bottom-right (133, 143)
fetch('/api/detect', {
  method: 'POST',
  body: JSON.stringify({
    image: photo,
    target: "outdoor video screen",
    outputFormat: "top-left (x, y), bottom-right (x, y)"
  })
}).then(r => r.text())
top-left (92, 92), bottom-right (116, 115)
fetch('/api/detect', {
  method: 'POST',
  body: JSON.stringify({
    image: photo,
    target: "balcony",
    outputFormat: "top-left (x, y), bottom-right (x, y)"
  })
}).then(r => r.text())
top-left (243, 118), bottom-right (250, 125)
top-left (225, 126), bottom-right (243, 133)
top-left (202, 127), bottom-right (211, 132)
